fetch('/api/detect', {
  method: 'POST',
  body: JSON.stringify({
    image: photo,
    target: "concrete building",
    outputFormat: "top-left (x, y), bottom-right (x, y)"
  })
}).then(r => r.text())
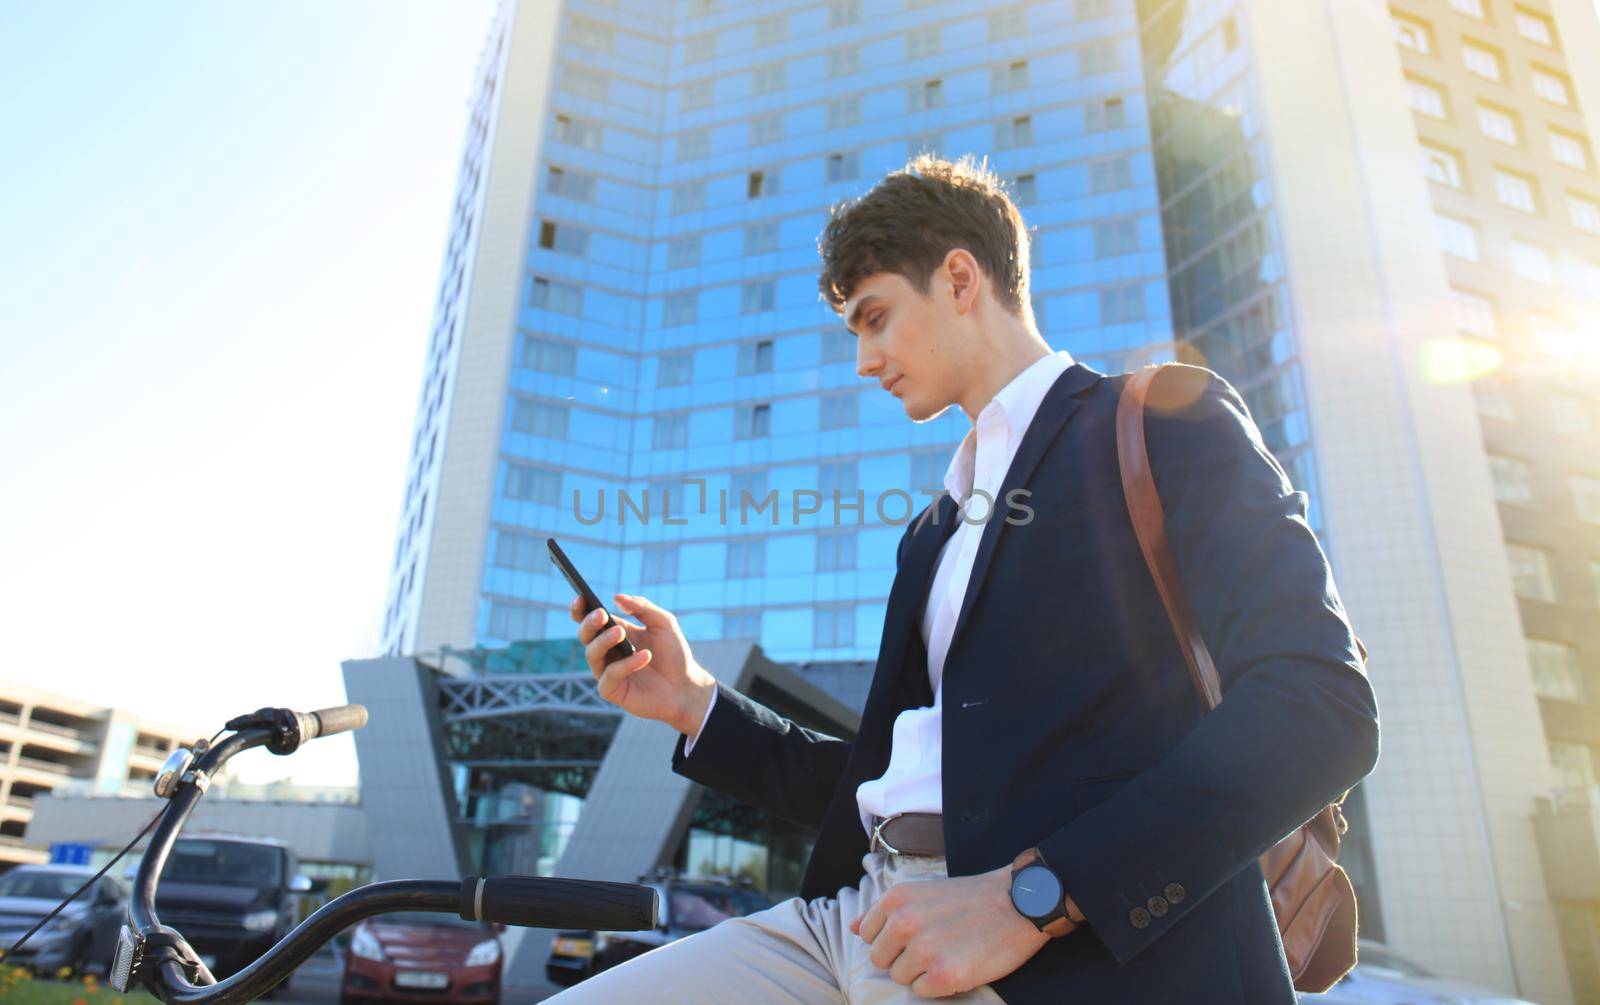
top-left (362, 0), bottom-right (1600, 1000)
top-left (0, 680), bottom-right (200, 869)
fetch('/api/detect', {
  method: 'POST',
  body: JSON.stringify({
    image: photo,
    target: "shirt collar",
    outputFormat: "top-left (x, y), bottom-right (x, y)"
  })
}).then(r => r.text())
top-left (943, 349), bottom-right (1075, 503)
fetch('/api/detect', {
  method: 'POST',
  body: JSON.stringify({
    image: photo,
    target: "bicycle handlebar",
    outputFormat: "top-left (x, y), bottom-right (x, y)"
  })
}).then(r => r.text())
top-left (300, 703), bottom-right (367, 742)
top-left (461, 875), bottom-right (658, 931)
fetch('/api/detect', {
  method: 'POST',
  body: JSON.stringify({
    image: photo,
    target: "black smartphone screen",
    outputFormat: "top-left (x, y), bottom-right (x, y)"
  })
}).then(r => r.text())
top-left (547, 537), bottom-right (637, 664)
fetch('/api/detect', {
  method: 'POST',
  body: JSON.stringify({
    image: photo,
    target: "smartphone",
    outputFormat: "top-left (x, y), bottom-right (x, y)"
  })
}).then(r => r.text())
top-left (548, 537), bottom-right (637, 665)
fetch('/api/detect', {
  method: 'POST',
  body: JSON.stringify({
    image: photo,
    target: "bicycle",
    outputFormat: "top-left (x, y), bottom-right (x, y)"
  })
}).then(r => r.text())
top-left (62, 703), bottom-right (661, 1004)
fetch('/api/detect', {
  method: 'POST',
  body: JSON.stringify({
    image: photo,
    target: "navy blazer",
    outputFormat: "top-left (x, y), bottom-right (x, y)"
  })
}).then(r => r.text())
top-left (671, 363), bottom-right (1381, 1003)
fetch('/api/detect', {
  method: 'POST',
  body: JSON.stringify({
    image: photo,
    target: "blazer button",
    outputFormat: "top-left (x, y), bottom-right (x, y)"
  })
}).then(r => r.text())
top-left (1128, 907), bottom-right (1151, 930)
top-left (1164, 883), bottom-right (1185, 905)
top-left (1146, 896), bottom-right (1168, 918)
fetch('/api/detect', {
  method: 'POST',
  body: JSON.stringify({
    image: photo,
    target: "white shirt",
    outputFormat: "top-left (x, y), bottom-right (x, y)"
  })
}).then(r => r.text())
top-left (688, 349), bottom-right (1076, 843)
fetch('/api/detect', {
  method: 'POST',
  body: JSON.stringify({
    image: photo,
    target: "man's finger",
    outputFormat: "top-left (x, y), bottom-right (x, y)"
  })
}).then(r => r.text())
top-left (616, 593), bottom-right (674, 629)
top-left (855, 901), bottom-right (886, 944)
top-left (596, 649), bottom-right (651, 700)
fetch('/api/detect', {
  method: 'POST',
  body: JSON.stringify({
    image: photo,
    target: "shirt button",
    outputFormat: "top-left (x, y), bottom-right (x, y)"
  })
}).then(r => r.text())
top-left (1147, 896), bottom-right (1169, 918)
top-left (1128, 907), bottom-right (1151, 930)
top-left (1164, 883), bottom-right (1185, 905)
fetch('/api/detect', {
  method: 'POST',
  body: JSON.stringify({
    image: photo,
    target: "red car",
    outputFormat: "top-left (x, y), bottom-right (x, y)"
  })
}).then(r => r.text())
top-left (340, 911), bottom-right (504, 1005)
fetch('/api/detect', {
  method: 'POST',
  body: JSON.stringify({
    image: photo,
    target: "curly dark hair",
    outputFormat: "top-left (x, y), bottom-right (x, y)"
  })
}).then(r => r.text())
top-left (816, 153), bottom-right (1033, 322)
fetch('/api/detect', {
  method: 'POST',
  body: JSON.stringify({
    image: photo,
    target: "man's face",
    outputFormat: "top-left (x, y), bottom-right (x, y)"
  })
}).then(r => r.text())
top-left (843, 269), bottom-right (970, 423)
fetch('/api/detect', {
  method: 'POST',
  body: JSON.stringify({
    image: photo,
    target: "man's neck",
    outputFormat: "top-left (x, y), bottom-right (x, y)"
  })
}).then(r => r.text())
top-left (957, 328), bottom-right (1053, 422)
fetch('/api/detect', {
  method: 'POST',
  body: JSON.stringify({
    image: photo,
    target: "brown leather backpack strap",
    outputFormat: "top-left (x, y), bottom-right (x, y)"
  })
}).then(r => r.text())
top-left (1115, 365), bottom-right (1224, 711)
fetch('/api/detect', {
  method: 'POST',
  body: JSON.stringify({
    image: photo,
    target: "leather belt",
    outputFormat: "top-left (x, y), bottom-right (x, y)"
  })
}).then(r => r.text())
top-left (869, 813), bottom-right (945, 857)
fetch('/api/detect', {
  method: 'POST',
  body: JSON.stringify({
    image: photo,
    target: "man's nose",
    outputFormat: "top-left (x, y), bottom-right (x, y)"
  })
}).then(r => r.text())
top-left (856, 343), bottom-right (882, 379)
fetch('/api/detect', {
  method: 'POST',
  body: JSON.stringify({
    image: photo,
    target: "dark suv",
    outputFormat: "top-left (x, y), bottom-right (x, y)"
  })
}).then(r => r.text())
top-left (545, 873), bottom-right (772, 987)
top-left (146, 834), bottom-right (315, 989)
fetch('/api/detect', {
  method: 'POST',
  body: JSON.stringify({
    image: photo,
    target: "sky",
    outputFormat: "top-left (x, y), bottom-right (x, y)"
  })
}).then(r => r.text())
top-left (0, 1), bottom-right (499, 785)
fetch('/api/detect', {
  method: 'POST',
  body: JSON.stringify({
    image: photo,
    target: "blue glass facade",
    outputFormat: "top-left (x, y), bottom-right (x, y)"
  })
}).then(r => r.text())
top-left (387, 0), bottom-right (1178, 664)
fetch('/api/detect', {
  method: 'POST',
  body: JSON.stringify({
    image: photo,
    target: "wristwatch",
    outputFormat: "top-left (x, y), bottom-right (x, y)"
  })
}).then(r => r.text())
top-left (1009, 847), bottom-right (1077, 937)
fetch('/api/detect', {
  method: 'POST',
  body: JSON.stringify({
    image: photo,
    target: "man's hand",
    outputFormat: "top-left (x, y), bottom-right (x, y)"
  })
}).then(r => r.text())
top-left (849, 864), bottom-right (1060, 998)
top-left (570, 593), bottom-right (716, 735)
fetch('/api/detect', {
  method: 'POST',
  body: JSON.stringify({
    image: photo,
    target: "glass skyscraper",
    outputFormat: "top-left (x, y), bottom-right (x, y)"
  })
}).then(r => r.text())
top-left (376, 0), bottom-right (1600, 1000)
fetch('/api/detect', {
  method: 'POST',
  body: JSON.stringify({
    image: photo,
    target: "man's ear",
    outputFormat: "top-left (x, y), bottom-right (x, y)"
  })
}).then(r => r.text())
top-left (942, 248), bottom-right (981, 316)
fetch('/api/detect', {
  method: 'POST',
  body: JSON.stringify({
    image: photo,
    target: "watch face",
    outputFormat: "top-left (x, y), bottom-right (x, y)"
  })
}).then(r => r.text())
top-left (1010, 864), bottom-right (1063, 920)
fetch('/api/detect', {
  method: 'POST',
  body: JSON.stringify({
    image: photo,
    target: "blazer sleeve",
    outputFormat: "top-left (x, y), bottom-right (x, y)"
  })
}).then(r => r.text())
top-left (668, 517), bottom-right (922, 831)
top-left (1035, 367), bottom-right (1381, 965)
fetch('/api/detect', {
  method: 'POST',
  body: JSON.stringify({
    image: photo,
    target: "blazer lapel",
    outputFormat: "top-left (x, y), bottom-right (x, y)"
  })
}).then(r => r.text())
top-left (942, 363), bottom-right (1102, 666)
top-left (866, 493), bottom-right (959, 718)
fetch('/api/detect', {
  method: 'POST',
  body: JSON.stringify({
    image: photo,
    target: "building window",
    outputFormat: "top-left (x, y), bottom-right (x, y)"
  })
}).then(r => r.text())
top-left (561, 66), bottom-right (608, 101)
top-left (1510, 240), bottom-right (1553, 282)
top-left (528, 275), bottom-right (584, 315)
top-left (487, 602), bottom-right (540, 642)
top-left (1569, 194), bottom-right (1600, 234)
top-left (510, 399), bottom-right (569, 439)
top-left (1507, 543), bottom-right (1558, 600)
top-left (504, 463), bottom-right (561, 505)
top-left (547, 165), bottom-right (596, 202)
top-left (678, 128), bottom-right (710, 160)
top-left (911, 447), bottom-right (948, 492)
top-left (751, 113), bottom-right (784, 145)
top-left (1477, 103), bottom-right (1519, 145)
top-left (1078, 0), bottom-right (1116, 18)
top-left (1421, 143), bottom-right (1463, 187)
top-left (538, 221), bottom-right (590, 255)
top-left (492, 530), bottom-right (543, 571)
top-left (685, 32), bottom-right (716, 63)
top-left (683, 79), bottom-right (714, 111)
top-left (828, 0), bottom-right (863, 27)
top-left (1099, 284), bottom-right (1145, 323)
top-left (724, 610), bottom-right (762, 639)
top-left (740, 281), bottom-right (776, 314)
top-left (521, 334), bottom-right (577, 374)
top-left (673, 181), bottom-right (706, 213)
top-left (668, 235), bottom-right (702, 269)
top-left (1493, 169), bottom-right (1537, 212)
top-left (744, 221), bottom-right (780, 254)
top-left (1550, 130), bottom-right (1591, 171)
top-left (1529, 639), bottom-right (1584, 701)
top-left (1460, 41), bottom-right (1502, 80)
top-left (731, 468), bottom-right (770, 505)
top-left (1090, 157), bottom-right (1133, 193)
top-left (1474, 381), bottom-right (1516, 421)
top-left (1514, 8), bottom-right (1555, 46)
top-left (753, 62), bottom-right (787, 94)
top-left (1487, 455), bottom-right (1534, 504)
top-left (736, 403), bottom-right (772, 439)
top-left (814, 605), bottom-right (855, 647)
top-left (1450, 288), bottom-right (1495, 338)
top-left (641, 544), bottom-right (679, 584)
top-left (726, 539), bottom-right (765, 578)
top-left (659, 350), bottom-right (694, 386)
top-left (1013, 173), bottom-right (1037, 205)
top-left (819, 459), bottom-right (859, 498)
top-left (653, 412), bottom-right (689, 448)
top-left (754, 13), bottom-right (787, 44)
top-left (828, 96), bottom-right (861, 128)
top-left (988, 7), bottom-right (1026, 40)
top-left (820, 391), bottom-right (859, 429)
top-left (1532, 67), bottom-right (1571, 105)
top-left (1434, 213), bottom-right (1479, 260)
top-left (910, 132), bottom-right (944, 156)
top-left (1392, 15), bottom-right (1432, 53)
top-left (748, 169), bottom-right (778, 198)
top-left (992, 60), bottom-right (1028, 94)
top-left (1079, 40), bottom-right (1119, 75)
top-left (1406, 78), bottom-right (1447, 118)
top-left (910, 79), bottom-right (944, 111)
top-left (739, 339), bottom-right (776, 374)
top-left (1551, 396), bottom-right (1592, 437)
top-left (822, 329), bottom-right (854, 363)
top-left (567, 15), bottom-right (614, 52)
top-left (1095, 219), bottom-right (1139, 256)
top-left (907, 26), bottom-right (941, 58)
top-left (830, 45), bottom-right (861, 76)
top-left (665, 292), bottom-right (699, 325)
top-left (827, 151), bottom-right (861, 183)
top-left (1573, 475), bottom-right (1600, 523)
top-left (817, 529), bottom-right (857, 571)
top-left (1448, 0), bottom-right (1484, 18)
top-left (1086, 96), bottom-right (1127, 132)
top-left (552, 114), bottom-right (601, 151)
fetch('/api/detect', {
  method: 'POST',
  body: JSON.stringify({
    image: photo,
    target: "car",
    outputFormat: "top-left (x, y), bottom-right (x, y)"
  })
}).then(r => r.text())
top-left (340, 911), bottom-right (504, 1005)
top-left (1298, 940), bottom-right (1540, 1004)
top-left (0, 863), bottom-right (126, 977)
top-left (141, 833), bottom-right (320, 993)
top-left (545, 872), bottom-right (774, 987)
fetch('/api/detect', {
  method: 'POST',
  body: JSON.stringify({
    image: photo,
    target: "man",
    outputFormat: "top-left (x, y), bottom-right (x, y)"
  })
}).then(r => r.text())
top-left (551, 155), bottom-right (1379, 1003)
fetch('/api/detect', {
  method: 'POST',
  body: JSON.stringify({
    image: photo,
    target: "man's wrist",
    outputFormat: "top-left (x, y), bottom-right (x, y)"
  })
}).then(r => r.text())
top-left (677, 677), bottom-right (717, 736)
top-left (1010, 847), bottom-right (1080, 936)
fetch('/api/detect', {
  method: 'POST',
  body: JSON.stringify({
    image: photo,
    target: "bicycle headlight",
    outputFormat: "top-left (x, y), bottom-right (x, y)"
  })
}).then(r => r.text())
top-left (350, 925), bottom-right (387, 962)
top-left (464, 938), bottom-right (500, 966)
top-left (240, 909), bottom-right (279, 933)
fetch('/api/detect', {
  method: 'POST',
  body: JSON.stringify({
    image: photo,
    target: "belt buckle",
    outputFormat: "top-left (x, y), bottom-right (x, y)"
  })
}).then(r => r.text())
top-left (871, 814), bottom-right (903, 855)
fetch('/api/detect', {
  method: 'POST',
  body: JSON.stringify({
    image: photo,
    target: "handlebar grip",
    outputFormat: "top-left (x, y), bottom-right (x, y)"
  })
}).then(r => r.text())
top-left (303, 704), bottom-right (368, 740)
top-left (459, 876), bottom-right (658, 931)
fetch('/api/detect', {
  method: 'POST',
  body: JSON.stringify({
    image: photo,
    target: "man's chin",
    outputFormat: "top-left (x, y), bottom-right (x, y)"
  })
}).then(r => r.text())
top-left (904, 396), bottom-right (952, 423)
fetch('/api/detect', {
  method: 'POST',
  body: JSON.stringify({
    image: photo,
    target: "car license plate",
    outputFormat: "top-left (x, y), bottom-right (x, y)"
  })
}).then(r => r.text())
top-left (395, 971), bottom-right (450, 989)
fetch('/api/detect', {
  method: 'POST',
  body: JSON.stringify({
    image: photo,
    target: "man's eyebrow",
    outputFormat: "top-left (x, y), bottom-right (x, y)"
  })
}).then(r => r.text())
top-left (845, 294), bottom-right (882, 333)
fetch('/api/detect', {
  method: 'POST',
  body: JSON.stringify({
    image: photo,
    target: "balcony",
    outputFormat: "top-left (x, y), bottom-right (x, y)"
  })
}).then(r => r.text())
top-left (10, 755), bottom-right (73, 785)
top-left (1, 794), bottom-right (33, 821)
top-left (1533, 798), bottom-right (1600, 901)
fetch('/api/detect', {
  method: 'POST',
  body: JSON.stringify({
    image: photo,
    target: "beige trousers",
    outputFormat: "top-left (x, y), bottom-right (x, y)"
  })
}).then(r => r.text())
top-left (542, 851), bottom-right (1008, 1004)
